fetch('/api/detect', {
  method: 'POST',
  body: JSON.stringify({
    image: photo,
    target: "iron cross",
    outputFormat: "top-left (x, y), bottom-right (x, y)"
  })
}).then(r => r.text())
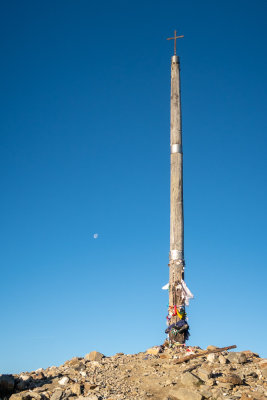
top-left (167, 30), bottom-right (184, 55)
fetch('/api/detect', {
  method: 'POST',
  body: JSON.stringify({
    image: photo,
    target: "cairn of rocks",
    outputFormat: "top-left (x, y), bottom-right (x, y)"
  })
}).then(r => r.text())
top-left (1, 345), bottom-right (267, 400)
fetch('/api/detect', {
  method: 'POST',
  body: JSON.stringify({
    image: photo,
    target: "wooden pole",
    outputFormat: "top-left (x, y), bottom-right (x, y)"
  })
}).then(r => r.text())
top-left (168, 53), bottom-right (185, 344)
top-left (173, 345), bottom-right (237, 364)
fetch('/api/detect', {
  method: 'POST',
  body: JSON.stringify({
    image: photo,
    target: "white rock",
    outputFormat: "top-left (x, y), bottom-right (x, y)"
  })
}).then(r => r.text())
top-left (35, 368), bottom-right (44, 373)
top-left (20, 375), bottom-right (30, 381)
top-left (77, 396), bottom-right (99, 400)
top-left (219, 355), bottom-right (227, 364)
top-left (207, 353), bottom-right (218, 363)
top-left (58, 377), bottom-right (69, 385)
top-left (80, 371), bottom-right (87, 377)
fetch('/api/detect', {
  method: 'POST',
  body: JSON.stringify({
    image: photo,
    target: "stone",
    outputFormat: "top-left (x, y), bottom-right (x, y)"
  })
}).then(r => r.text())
top-left (0, 375), bottom-right (15, 394)
top-left (218, 355), bottom-right (227, 364)
top-left (70, 383), bottom-right (82, 396)
top-left (10, 392), bottom-right (42, 400)
top-left (9, 394), bottom-right (28, 400)
top-left (78, 396), bottom-right (99, 400)
top-left (169, 387), bottom-right (204, 400)
top-left (58, 377), bottom-right (69, 385)
top-left (206, 378), bottom-right (215, 387)
top-left (65, 357), bottom-right (80, 365)
top-left (16, 380), bottom-right (28, 391)
top-left (84, 351), bottom-right (104, 362)
top-left (65, 357), bottom-right (84, 370)
top-left (159, 354), bottom-right (171, 359)
top-left (206, 346), bottom-right (218, 351)
top-left (180, 372), bottom-right (203, 387)
top-left (196, 367), bottom-right (212, 381)
top-left (210, 388), bottom-right (225, 400)
top-left (207, 353), bottom-right (218, 363)
top-left (242, 350), bottom-right (259, 358)
top-left (227, 352), bottom-right (247, 364)
top-left (19, 375), bottom-right (31, 382)
top-left (240, 395), bottom-right (252, 400)
top-left (260, 367), bottom-right (267, 379)
top-left (33, 372), bottom-right (45, 380)
top-left (50, 390), bottom-right (63, 400)
top-left (216, 382), bottom-right (233, 390)
top-left (217, 373), bottom-right (243, 385)
top-left (146, 347), bottom-right (162, 355)
top-left (199, 386), bottom-right (212, 398)
top-left (83, 383), bottom-right (98, 392)
top-left (259, 360), bottom-right (267, 368)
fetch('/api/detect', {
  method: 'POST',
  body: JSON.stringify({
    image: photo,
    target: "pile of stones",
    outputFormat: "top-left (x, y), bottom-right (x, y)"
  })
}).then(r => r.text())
top-left (1, 345), bottom-right (267, 400)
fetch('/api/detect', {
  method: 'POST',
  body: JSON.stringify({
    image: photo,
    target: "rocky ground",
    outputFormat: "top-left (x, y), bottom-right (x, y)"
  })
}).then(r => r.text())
top-left (1, 344), bottom-right (267, 400)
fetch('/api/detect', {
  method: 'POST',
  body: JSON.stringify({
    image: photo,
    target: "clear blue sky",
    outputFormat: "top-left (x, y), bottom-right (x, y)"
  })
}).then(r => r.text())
top-left (1, 0), bottom-right (266, 374)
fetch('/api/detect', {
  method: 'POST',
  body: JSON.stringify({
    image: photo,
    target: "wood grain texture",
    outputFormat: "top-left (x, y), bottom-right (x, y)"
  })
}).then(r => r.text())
top-left (169, 56), bottom-right (185, 344)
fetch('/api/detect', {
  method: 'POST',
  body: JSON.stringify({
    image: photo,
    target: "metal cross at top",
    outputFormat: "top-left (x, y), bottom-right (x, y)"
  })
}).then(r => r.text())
top-left (167, 30), bottom-right (184, 55)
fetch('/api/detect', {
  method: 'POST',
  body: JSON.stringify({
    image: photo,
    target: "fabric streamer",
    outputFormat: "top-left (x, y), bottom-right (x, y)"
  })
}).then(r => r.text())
top-left (162, 283), bottom-right (169, 290)
top-left (162, 280), bottom-right (194, 307)
top-left (178, 280), bottom-right (194, 306)
top-left (165, 320), bottom-right (187, 334)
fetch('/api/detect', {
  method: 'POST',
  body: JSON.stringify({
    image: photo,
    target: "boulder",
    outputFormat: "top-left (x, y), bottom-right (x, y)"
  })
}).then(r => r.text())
top-left (19, 375), bottom-right (31, 382)
top-left (34, 369), bottom-right (44, 373)
top-left (218, 355), bottom-right (227, 364)
top-left (10, 394), bottom-right (27, 400)
top-left (70, 383), bottom-right (82, 396)
top-left (146, 347), bottom-right (162, 356)
top-left (241, 350), bottom-right (259, 358)
top-left (199, 386), bottom-right (213, 398)
top-left (169, 387), bottom-right (203, 400)
top-left (260, 367), bottom-right (267, 379)
top-left (180, 372), bottom-right (203, 387)
top-left (83, 383), bottom-right (98, 393)
top-left (65, 357), bottom-right (80, 365)
top-left (196, 367), bottom-right (212, 382)
top-left (33, 372), bottom-right (45, 380)
top-left (206, 346), bottom-right (218, 351)
top-left (159, 353), bottom-right (171, 359)
top-left (206, 378), bottom-right (215, 387)
top-left (216, 382), bottom-right (233, 390)
top-left (58, 377), bottom-right (69, 385)
top-left (64, 357), bottom-right (84, 369)
top-left (207, 353), bottom-right (218, 363)
top-left (9, 392), bottom-right (42, 400)
top-left (16, 380), bottom-right (28, 391)
top-left (227, 352), bottom-right (247, 364)
top-left (210, 388), bottom-right (225, 400)
top-left (0, 374), bottom-right (15, 395)
top-left (50, 390), bottom-right (63, 400)
top-left (84, 351), bottom-right (104, 362)
top-left (217, 374), bottom-right (243, 385)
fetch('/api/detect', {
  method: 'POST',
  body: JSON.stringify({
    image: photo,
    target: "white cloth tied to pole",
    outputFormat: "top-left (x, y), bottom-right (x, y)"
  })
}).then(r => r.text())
top-left (162, 283), bottom-right (169, 290)
top-left (179, 280), bottom-right (194, 306)
top-left (162, 280), bottom-right (194, 306)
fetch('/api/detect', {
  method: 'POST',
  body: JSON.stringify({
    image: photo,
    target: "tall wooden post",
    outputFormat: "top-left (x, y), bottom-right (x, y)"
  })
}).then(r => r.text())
top-left (167, 31), bottom-right (187, 344)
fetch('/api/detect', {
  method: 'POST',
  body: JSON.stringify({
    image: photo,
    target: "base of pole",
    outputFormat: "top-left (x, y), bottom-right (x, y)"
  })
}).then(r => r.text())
top-left (169, 331), bottom-right (186, 344)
